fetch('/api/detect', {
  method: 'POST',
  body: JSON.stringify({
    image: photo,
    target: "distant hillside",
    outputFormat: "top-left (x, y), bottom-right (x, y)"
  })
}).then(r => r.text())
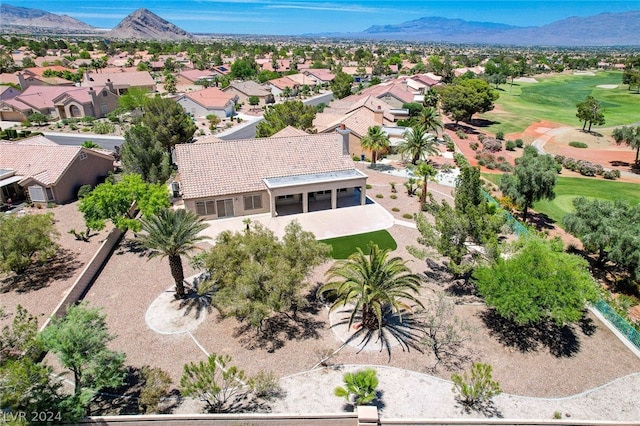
top-left (108, 8), bottom-right (193, 40)
top-left (358, 12), bottom-right (640, 46)
top-left (0, 4), bottom-right (95, 32)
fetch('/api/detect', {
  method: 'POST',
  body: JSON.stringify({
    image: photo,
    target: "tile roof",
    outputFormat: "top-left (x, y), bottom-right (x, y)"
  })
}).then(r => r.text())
top-left (83, 70), bottom-right (155, 88)
top-left (175, 133), bottom-right (356, 199)
top-left (224, 80), bottom-right (271, 97)
top-left (267, 76), bottom-right (298, 90)
top-left (285, 73), bottom-right (317, 86)
top-left (360, 81), bottom-right (415, 104)
top-left (0, 137), bottom-right (113, 186)
top-left (304, 69), bottom-right (335, 82)
top-left (11, 85), bottom-right (74, 110)
top-left (272, 126), bottom-right (309, 138)
top-left (182, 87), bottom-right (236, 108)
top-left (179, 69), bottom-right (215, 82)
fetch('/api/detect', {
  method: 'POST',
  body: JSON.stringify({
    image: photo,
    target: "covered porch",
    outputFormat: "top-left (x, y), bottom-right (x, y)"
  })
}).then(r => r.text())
top-left (263, 169), bottom-right (368, 217)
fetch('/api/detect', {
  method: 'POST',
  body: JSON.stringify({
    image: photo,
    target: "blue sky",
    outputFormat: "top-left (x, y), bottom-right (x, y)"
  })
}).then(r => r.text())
top-left (9, 1), bottom-right (640, 34)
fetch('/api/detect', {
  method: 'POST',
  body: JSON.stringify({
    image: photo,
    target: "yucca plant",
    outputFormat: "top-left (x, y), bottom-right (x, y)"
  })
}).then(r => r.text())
top-left (334, 368), bottom-right (379, 406)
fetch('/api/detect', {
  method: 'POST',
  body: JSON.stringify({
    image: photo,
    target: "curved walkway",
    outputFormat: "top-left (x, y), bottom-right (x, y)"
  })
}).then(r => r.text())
top-left (144, 282), bottom-right (640, 421)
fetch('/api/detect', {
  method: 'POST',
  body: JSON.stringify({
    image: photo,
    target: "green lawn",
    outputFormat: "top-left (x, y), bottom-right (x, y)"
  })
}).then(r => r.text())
top-left (320, 229), bottom-right (397, 259)
top-left (482, 173), bottom-right (640, 224)
top-left (478, 71), bottom-right (640, 135)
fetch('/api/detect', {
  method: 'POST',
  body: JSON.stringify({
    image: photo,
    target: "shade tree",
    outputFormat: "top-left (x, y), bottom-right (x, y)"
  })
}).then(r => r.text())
top-left (256, 100), bottom-right (316, 137)
top-left (360, 125), bottom-right (390, 165)
top-left (0, 213), bottom-right (59, 276)
top-left (437, 78), bottom-right (498, 124)
top-left (576, 95), bottom-right (605, 132)
top-left (121, 125), bottom-right (172, 184)
top-left (612, 125), bottom-right (640, 163)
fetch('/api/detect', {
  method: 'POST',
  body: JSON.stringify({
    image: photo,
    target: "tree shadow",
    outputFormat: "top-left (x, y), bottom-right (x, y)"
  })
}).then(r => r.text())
top-left (0, 248), bottom-right (82, 294)
top-left (172, 273), bottom-right (214, 320)
top-left (234, 310), bottom-right (326, 353)
top-left (457, 399), bottom-right (503, 418)
top-left (480, 309), bottom-right (581, 357)
top-left (334, 306), bottom-right (424, 360)
top-left (444, 122), bottom-right (481, 135)
top-left (368, 163), bottom-right (396, 172)
top-left (523, 211), bottom-right (555, 231)
top-left (115, 239), bottom-right (150, 257)
top-left (466, 118), bottom-right (499, 128)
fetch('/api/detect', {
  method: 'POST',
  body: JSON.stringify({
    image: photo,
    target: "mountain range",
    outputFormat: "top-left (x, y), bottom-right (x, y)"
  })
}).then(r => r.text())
top-left (1, 4), bottom-right (639, 46)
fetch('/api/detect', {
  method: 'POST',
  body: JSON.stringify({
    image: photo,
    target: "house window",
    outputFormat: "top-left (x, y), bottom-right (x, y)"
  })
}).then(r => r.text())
top-left (338, 188), bottom-right (348, 193)
top-left (28, 185), bottom-right (46, 202)
top-left (195, 200), bottom-right (216, 216)
top-left (102, 91), bottom-right (108, 97)
top-left (243, 194), bottom-right (262, 210)
top-left (277, 194), bottom-right (294, 200)
top-left (79, 152), bottom-right (88, 160)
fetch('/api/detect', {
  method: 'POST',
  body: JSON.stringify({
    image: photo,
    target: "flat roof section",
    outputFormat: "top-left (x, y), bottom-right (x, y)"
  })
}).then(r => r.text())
top-left (263, 169), bottom-right (367, 189)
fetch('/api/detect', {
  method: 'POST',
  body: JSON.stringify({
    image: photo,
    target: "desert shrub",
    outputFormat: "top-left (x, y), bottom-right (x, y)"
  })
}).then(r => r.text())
top-left (446, 140), bottom-right (455, 152)
top-left (577, 160), bottom-right (596, 176)
top-left (569, 141), bottom-right (588, 149)
top-left (613, 169), bottom-right (621, 178)
top-left (248, 370), bottom-right (282, 400)
top-left (81, 115), bottom-right (96, 124)
top-left (485, 162), bottom-right (497, 170)
top-left (456, 129), bottom-right (468, 139)
top-left (93, 121), bottom-right (115, 134)
top-left (594, 164), bottom-right (604, 175)
top-left (352, 155), bottom-right (360, 161)
top-left (402, 213), bottom-right (413, 219)
top-left (498, 162), bottom-right (513, 172)
top-left (390, 194), bottom-right (397, 199)
top-left (470, 142), bottom-right (479, 151)
top-left (554, 154), bottom-right (566, 164)
top-left (366, 184), bottom-right (372, 189)
top-left (495, 131), bottom-right (504, 140)
top-left (139, 366), bottom-right (172, 414)
top-left (562, 157), bottom-right (577, 171)
top-left (497, 156), bottom-right (506, 162)
top-left (515, 138), bottom-right (524, 148)
top-left (451, 363), bottom-right (501, 409)
top-left (389, 182), bottom-right (397, 192)
top-left (375, 194), bottom-right (383, 199)
top-left (603, 170), bottom-right (618, 180)
top-left (454, 153), bottom-right (469, 167)
top-left (505, 140), bottom-right (516, 151)
top-left (477, 159), bottom-right (486, 166)
top-left (481, 138), bottom-right (502, 152)
top-left (392, 207), bottom-right (400, 212)
top-left (477, 134), bottom-right (486, 143)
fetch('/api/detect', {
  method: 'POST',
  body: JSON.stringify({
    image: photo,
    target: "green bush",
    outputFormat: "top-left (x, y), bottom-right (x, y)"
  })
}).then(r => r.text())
top-left (366, 184), bottom-right (372, 189)
top-left (456, 129), bottom-right (468, 139)
top-left (515, 138), bottom-right (524, 148)
top-left (451, 363), bottom-right (502, 409)
top-left (93, 121), bottom-right (115, 135)
top-left (390, 194), bottom-right (397, 199)
top-left (446, 140), bottom-right (455, 152)
top-left (375, 194), bottom-right (383, 199)
top-left (248, 370), bottom-right (282, 400)
top-left (495, 130), bottom-right (504, 140)
top-left (334, 368), bottom-right (379, 406)
top-left (77, 184), bottom-right (93, 199)
top-left (470, 142), bottom-right (479, 151)
top-left (139, 366), bottom-right (172, 414)
top-left (505, 140), bottom-right (516, 151)
top-left (402, 213), bottom-right (413, 219)
top-left (569, 141), bottom-right (588, 149)
top-left (392, 207), bottom-right (400, 212)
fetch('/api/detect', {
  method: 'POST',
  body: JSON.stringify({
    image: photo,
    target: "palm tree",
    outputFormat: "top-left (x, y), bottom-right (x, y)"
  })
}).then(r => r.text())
top-left (138, 208), bottom-right (207, 299)
top-left (414, 162), bottom-right (438, 204)
top-left (318, 244), bottom-right (423, 333)
top-left (399, 125), bottom-right (439, 165)
top-left (418, 107), bottom-right (443, 136)
top-left (360, 125), bottom-right (390, 165)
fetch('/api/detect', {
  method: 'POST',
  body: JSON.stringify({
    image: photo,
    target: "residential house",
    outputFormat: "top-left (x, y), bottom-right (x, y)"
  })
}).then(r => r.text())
top-left (176, 69), bottom-right (218, 87)
top-left (17, 66), bottom-right (76, 89)
top-left (176, 87), bottom-right (237, 119)
top-left (0, 85), bottom-right (20, 101)
top-left (223, 80), bottom-right (273, 106)
top-left (81, 70), bottom-right (156, 95)
top-left (302, 69), bottom-right (335, 85)
top-left (285, 73), bottom-right (318, 88)
top-left (0, 83), bottom-right (118, 122)
top-left (261, 59), bottom-right (292, 72)
top-left (360, 79), bottom-right (417, 108)
top-left (266, 76), bottom-right (299, 99)
top-left (405, 74), bottom-right (442, 93)
top-left (175, 131), bottom-right (367, 219)
top-left (0, 136), bottom-right (114, 205)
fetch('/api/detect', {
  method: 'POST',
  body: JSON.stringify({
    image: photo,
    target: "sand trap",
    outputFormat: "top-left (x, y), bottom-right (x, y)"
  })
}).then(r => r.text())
top-left (597, 84), bottom-right (618, 89)
top-left (514, 77), bottom-right (538, 83)
top-left (574, 71), bottom-right (595, 76)
top-left (535, 127), bottom-right (552, 134)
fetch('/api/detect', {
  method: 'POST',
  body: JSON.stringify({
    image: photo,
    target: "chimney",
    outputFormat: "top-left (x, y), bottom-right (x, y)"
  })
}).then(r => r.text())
top-left (106, 78), bottom-right (114, 92)
top-left (374, 105), bottom-right (383, 126)
top-left (337, 123), bottom-right (350, 156)
top-left (88, 87), bottom-right (98, 111)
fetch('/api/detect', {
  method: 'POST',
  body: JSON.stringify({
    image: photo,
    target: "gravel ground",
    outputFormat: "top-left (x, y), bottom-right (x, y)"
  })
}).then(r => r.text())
top-left (4, 167), bottom-right (639, 420)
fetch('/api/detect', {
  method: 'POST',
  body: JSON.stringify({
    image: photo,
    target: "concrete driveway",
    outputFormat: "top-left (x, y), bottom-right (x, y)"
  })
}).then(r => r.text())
top-left (198, 200), bottom-right (394, 242)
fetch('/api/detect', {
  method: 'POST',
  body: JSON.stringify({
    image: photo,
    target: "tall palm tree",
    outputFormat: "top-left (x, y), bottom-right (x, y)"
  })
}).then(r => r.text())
top-left (360, 125), bottom-right (390, 165)
top-left (418, 107), bottom-right (443, 136)
top-left (319, 244), bottom-right (423, 333)
top-left (414, 162), bottom-right (438, 204)
top-left (399, 125), bottom-right (439, 165)
top-left (139, 208), bottom-right (207, 299)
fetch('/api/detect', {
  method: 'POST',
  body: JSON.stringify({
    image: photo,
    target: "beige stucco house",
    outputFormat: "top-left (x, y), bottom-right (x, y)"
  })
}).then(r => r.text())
top-left (175, 131), bottom-right (367, 219)
top-left (0, 136), bottom-right (114, 205)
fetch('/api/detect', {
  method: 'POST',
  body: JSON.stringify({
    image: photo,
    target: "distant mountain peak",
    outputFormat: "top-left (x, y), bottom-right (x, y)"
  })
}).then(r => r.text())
top-left (108, 8), bottom-right (193, 40)
top-left (0, 3), bottom-right (95, 31)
